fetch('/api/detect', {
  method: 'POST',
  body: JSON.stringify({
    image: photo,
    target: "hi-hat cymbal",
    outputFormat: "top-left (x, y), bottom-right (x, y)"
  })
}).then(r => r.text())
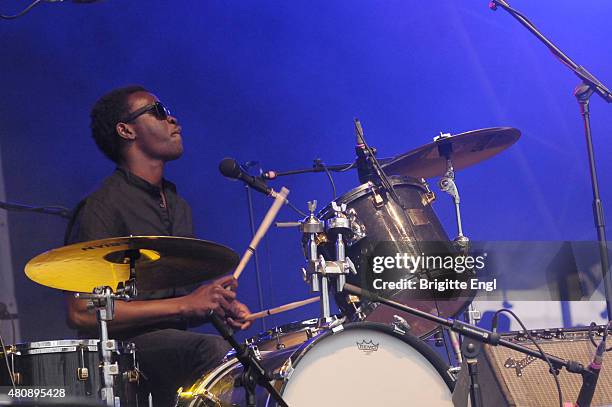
top-left (382, 127), bottom-right (521, 178)
top-left (25, 236), bottom-right (239, 293)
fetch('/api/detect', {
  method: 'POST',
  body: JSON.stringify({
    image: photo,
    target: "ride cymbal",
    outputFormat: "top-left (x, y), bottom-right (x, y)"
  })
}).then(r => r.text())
top-left (382, 127), bottom-right (521, 178)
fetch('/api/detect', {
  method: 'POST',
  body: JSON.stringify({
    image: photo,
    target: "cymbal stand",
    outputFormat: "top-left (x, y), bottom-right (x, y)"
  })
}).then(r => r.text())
top-left (435, 135), bottom-right (481, 326)
top-left (74, 251), bottom-right (138, 406)
top-left (435, 134), bottom-right (469, 253)
top-left (300, 201), bottom-right (356, 322)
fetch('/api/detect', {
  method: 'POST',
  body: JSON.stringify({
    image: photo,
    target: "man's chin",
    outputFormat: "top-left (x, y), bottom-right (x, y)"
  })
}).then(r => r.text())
top-left (163, 147), bottom-right (184, 162)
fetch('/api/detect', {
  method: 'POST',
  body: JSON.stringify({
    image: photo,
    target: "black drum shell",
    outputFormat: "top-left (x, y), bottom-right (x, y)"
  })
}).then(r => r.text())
top-left (0, 339), bottom-right (138, 404)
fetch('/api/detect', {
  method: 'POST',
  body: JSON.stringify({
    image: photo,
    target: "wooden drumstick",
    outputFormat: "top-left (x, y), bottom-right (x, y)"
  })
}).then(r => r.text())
top-left (245, 297), bottom-right (320, 321)
top-left (233, 187), bottom-right (289, 280)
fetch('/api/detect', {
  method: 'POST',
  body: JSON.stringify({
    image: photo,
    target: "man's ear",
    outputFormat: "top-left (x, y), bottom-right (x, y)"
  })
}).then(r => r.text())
top-left (116, 122), bottom-right (136, 141)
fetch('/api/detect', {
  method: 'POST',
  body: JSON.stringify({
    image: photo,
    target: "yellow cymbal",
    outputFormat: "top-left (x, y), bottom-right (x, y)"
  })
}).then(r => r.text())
top-left (25, 236), bottom-right (239, 293)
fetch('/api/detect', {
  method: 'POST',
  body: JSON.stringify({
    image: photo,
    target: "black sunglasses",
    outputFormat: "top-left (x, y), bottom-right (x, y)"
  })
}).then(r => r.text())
top-left (120, 101), bottom-right (172, 123)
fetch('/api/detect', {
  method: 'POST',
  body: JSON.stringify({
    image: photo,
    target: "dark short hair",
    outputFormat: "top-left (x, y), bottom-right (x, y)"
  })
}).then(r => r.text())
top-left (90, 85), bottom-right (148, 163)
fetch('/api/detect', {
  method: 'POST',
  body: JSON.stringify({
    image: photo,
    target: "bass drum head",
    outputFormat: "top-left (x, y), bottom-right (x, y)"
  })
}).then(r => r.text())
top-left (177, 322), bottom-right (454, 406)
top-left (279, 322), bottom-right (454, 406)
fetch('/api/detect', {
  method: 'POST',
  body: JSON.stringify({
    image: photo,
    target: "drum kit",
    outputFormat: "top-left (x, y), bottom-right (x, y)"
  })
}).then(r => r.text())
top-left (1, 127), bottom-right (522, 406)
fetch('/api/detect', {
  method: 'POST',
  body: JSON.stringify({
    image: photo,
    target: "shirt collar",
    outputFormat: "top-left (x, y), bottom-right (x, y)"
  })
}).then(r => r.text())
top-left (115, 167), bottom-right (177, 195)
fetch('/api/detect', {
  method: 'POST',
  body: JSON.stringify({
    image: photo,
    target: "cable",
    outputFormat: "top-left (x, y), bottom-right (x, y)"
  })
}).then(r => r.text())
top-left (587, 321), bottom-right (612, 352)
top-left (0, 0), bottom-right (49, 19)
top-left (0, 332), bottom-right (16, 392)
top-left (336, 161), bottom-right (356, 173)
top-left (440, 327), bottom-right (454, 366)
top-left (492, 308), bottom-right (563, 407)
top-left (285, 199), bottom-right (307, 218)
top-left (314, 160), bottom-right (337, 200)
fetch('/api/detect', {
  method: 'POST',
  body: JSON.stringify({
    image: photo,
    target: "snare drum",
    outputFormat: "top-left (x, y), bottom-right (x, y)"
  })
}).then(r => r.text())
top-left (0, 339), bottom-right (139, 405)
top-left (244, 317), bottom-right (343, 352)
top-left (177, 322), bottom-right (454, 407)
top-left (318, 176), bottom-right (473, 337)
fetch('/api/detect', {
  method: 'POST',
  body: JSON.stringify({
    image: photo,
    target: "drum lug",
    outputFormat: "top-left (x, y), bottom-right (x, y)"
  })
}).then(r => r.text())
top-left (279, 359), bottom-right (294, 380)
top-left (371, 189), bottom-right (385, 209)
top-left (194, 389), bottom-right (221, 406)
top-left (77, 367), bottom-right (89, 381)
top-left (392, 315), bottom-right (411, 334)
top-left (125, 369), bottom-right (140, 383)
top-left (420, 178), bottom-right (436, 205)
top-left (252, 346), bottom-right (263, 360)
top-left (346, 208), bottom-right (366, 246)
top-left (77, 344), bottom-right (89, 381)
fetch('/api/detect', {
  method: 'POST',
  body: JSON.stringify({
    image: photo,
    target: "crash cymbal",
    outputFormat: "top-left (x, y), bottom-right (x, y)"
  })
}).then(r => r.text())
top-left (382, 127), bottom-right (521, 178)
top-left (25, 236), bottom-right (239, 292)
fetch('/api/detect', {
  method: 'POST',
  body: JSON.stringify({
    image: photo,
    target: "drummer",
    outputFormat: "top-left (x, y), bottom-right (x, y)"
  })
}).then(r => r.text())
top-left (65, 85), bottom-right (251, 406)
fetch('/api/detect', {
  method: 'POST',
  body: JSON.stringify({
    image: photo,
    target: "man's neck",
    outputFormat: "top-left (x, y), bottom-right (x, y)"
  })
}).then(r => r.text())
top-left (121, 158), bottom-right (165, 187)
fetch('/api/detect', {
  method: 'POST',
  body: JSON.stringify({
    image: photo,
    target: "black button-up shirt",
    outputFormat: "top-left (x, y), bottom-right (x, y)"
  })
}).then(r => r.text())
top-left (66, 168), bottom-right (195, 337)
top-left (68, 167), bottom-right (194, 242)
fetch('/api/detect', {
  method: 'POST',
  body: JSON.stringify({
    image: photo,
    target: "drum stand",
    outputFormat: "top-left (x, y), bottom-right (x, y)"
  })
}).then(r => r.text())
top-left (301, 201), bottom-right (356, 322)
top-left (74, 251), bottom-right (139, 407)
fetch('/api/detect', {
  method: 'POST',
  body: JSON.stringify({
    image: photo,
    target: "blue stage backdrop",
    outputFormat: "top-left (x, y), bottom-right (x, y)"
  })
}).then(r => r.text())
top-left (0, 1), bottom-right (611, 342)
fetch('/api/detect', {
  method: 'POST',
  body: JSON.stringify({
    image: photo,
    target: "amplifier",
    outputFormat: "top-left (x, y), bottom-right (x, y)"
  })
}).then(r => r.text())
top-left (452, 326), bottom-right (612, 407)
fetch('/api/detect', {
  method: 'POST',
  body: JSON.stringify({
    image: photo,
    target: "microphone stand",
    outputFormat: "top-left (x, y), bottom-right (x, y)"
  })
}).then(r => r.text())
top-left (0, 200), bottom-right (71, 219)
top-left (261, 158), bottom-right (394, 180)
top-left (208, 312), bottom-right (288, 407)
top-left (575, 322), bottom-right (609, 407)
top-left (489, 0), bottom-right (612, 321)
top-left (343, 283), bottom-right (591, 407)
top-left (353, 119), bottom-right (404, 210)
top-left (242, 161), bottom-right (267, 332)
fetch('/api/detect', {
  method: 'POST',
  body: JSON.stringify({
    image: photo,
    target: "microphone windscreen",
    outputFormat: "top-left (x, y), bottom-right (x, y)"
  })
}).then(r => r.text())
top-left (219, 158), bottom-right (241, 179)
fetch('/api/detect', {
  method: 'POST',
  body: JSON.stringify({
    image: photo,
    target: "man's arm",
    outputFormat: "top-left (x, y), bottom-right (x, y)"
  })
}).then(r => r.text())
top-left (65, 197), bottom-right (250, 334)
top-left (66, 275), bottom-right (239, 334)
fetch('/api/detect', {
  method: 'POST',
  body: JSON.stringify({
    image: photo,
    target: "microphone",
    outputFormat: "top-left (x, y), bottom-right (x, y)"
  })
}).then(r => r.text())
top-left (575, 331), bottom-right (607, 407)
top-left (354, 118), bottom-right (373, 184)
top-left (219, 158), bottom-right (273, 196)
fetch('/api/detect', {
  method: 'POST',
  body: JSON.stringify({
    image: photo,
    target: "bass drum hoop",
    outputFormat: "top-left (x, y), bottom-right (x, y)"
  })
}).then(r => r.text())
top-left (277, 321), bottom-right (455, 398)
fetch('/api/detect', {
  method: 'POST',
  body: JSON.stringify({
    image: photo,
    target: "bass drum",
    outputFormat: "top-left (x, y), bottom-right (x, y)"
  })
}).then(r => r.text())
top-left (176, 322), bottom-right (454, 407)
top-left (318, 176), bottom-right (473, 338)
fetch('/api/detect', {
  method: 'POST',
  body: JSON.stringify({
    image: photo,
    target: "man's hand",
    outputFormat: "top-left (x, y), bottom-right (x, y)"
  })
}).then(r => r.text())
top-left (226, 300), bottom-right (252, 330)
top-left (180, 275), bottom-right (238, 321)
